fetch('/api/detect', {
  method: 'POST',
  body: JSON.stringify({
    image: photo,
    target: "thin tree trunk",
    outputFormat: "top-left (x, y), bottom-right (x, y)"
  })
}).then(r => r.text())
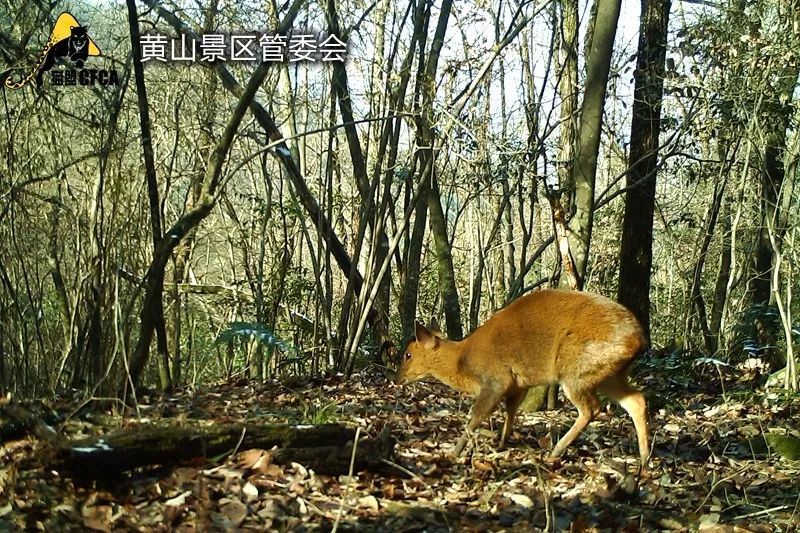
top-left (525, 0), bottom-right (579, 411)
top-left (566, 0), bottom-right (622, 287)
top-left (617, 0), bottom-right (671, 337)
top-left (552, 0), bottom-right (579, 291)
top-left (686, 180), bottom-right (725, 352)
top-left (141, 0), bottom-right (363, 298)
top-left (324, 0), bottom-right (393, 360)
top-left (427, 177), bottom-right (463, 340)
top-left (399, 0), bottom-right (430, 348)
top-left (749, 36), bottom-right (799, 368)
top-left (708, 198), bottom-right (731, 353)
top-left (418, 0), bottom-right (462, 340)
top-left (126, 0), bottom-right (172, 391)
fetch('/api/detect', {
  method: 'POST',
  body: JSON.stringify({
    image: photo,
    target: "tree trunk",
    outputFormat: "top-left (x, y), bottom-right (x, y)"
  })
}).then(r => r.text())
top-left (142, 0), bottom-right (364, 300)
top-left (427, 176), bottom-right (463, 340)
top-left (617, 0), bottom-right (671, 338)
top-left (566, 0), bottom-right (622, 287)
top-left (402, 169), bottom-right (429, 346)
top-left (126, 0), bottom-right (172, 391)
top-left (553, 0), bottom-right (579, 290)
top-left (325, 0), bottom-right (393, 360)
top-left (420, 0), bottom-right (462, 340)
top-left (749, 51), bottom-right (799, 369)
top-left (402, 0), bottom-right (458, 344)
top-left (526, 0), bottom-right (579, 411)
top-left (685, 181), bottom-right (725, 352)
top-left (708, 198), bottom-right (731, 353)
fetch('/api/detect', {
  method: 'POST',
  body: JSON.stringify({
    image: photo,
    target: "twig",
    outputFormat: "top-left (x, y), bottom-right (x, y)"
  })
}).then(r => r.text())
top-left (693, 465), bottom-right (751, 514)
top-left (733, 505), bottom-right (790, 520)
top-left (380, 458), bottom-right (420, 480)
top-left (534, 463), bottom-right (553, 532)
top-left (231, 427), bottom-right (247, 456)
top-left (332, 427), bottom-right (362, 533)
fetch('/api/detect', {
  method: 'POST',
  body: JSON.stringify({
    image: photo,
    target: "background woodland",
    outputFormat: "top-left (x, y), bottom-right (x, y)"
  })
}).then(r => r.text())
top-left (1, 0), bottom-right (798, 400)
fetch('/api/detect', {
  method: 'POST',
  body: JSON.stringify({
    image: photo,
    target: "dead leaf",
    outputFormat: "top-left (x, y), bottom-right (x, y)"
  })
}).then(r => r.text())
top-left (165, 490), bottom-right (192, 507)
top-left (291, 462), bottom-right (309, 479)
top-left (219, 498), bottom-right (247, 527)
top-left (235, 449), bottom-right (270, 471)
top-left (472, 459), bottom-right (494, 473)
top-left (242, 482), bottom-right (259, 501)
top-left (81, 503), bottom-right (112, 532)
top-left (508, 493), bottom-right (535, 508)
top-left (358, 495), bottom-right (380, 512)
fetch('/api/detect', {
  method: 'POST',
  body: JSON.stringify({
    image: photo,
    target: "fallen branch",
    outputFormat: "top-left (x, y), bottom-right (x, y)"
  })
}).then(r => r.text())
top-left (0, 404), bottom-right (64, 446)
top-left (59, 422), bottom-right (395, 477)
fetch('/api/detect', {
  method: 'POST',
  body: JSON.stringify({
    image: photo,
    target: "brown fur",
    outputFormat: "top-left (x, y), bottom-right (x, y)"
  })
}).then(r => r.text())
top-left (396, 289), bottom-right (650, 463)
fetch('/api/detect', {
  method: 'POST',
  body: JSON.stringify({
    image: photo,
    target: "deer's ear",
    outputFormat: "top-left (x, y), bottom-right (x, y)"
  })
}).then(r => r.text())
top-left (428, 317), bottom-right (443, 338)
top-left (415, 321), bottom-right (429, 341)
top-left (415, 322), bottom-right (438, 349)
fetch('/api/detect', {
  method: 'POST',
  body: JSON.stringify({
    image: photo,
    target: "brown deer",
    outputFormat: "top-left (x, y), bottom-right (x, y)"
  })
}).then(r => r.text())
top-left (396, 289), bottom-right (650, 464)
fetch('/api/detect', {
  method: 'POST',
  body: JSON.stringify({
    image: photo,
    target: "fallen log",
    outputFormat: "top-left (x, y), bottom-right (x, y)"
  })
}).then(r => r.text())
top-left (60, 423), bottom-right (395, 477)
top-left (0, 404), bottom-right (64, 446)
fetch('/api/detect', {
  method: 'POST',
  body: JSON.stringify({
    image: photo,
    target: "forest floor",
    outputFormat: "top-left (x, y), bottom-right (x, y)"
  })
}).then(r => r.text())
top-left (1, 359), bottom-right (799, 532)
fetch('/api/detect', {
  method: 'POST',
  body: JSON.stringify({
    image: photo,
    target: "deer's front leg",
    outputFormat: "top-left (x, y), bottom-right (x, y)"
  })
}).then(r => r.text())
top-left (499, 387), bottom-right (529, 450)
top-left (453, 381), bottom-right (505, 456)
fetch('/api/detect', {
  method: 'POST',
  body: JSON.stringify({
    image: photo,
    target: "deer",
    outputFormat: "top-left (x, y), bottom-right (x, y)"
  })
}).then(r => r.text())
top-left (395, 289), bottom-right (650, 464)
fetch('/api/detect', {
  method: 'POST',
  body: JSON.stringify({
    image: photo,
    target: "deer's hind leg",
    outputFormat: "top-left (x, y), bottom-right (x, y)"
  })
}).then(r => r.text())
top-left (598, 375), bottom-right (650, 464)
top-left (550, 382), bottom-right (601, 459)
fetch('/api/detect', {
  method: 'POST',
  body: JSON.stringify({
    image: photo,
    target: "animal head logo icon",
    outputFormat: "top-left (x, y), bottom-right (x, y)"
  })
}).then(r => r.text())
top-left (4, 12), bottom-right (101, 89)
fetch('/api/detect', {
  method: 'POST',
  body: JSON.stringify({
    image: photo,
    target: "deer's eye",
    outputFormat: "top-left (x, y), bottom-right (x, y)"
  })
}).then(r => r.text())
top-left (404, 352), bottom-right (412, 361)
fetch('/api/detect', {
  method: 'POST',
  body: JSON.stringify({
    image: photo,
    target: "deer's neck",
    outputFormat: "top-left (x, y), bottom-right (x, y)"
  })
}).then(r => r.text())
top-left (430, 338), bottom-right (481, 395)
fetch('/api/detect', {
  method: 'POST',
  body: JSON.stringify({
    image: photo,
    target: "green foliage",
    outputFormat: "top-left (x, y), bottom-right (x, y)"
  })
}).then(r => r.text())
top-left (748, 433), bottom-right (800, 461)
top-left (299, 400), bottom-right (340, 425)
top-left (733, 303), bottom-right (781, 357)
top-left (215, 322), bottom-right (289, 351)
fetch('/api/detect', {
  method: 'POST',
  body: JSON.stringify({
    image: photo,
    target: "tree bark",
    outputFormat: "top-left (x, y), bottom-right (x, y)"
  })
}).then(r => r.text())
top-left (400, 0), bottom-right (431, 348)
top-left (708, 198), bottom-right (731, 353)
top-left (416, 0), bottom-right (462, 340)
top-left (617, 0), bottom-right (671, 337)
top-left (566, 0), bottom-right (622, 287)
top-left (126, 0), bottom-right (172, 391)
top-left (427, 176), bottom-right (463, 340)
top-left (686, 181), bottom-right (725, 352)
top-left (550, 0), bottom-right (581, 291)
